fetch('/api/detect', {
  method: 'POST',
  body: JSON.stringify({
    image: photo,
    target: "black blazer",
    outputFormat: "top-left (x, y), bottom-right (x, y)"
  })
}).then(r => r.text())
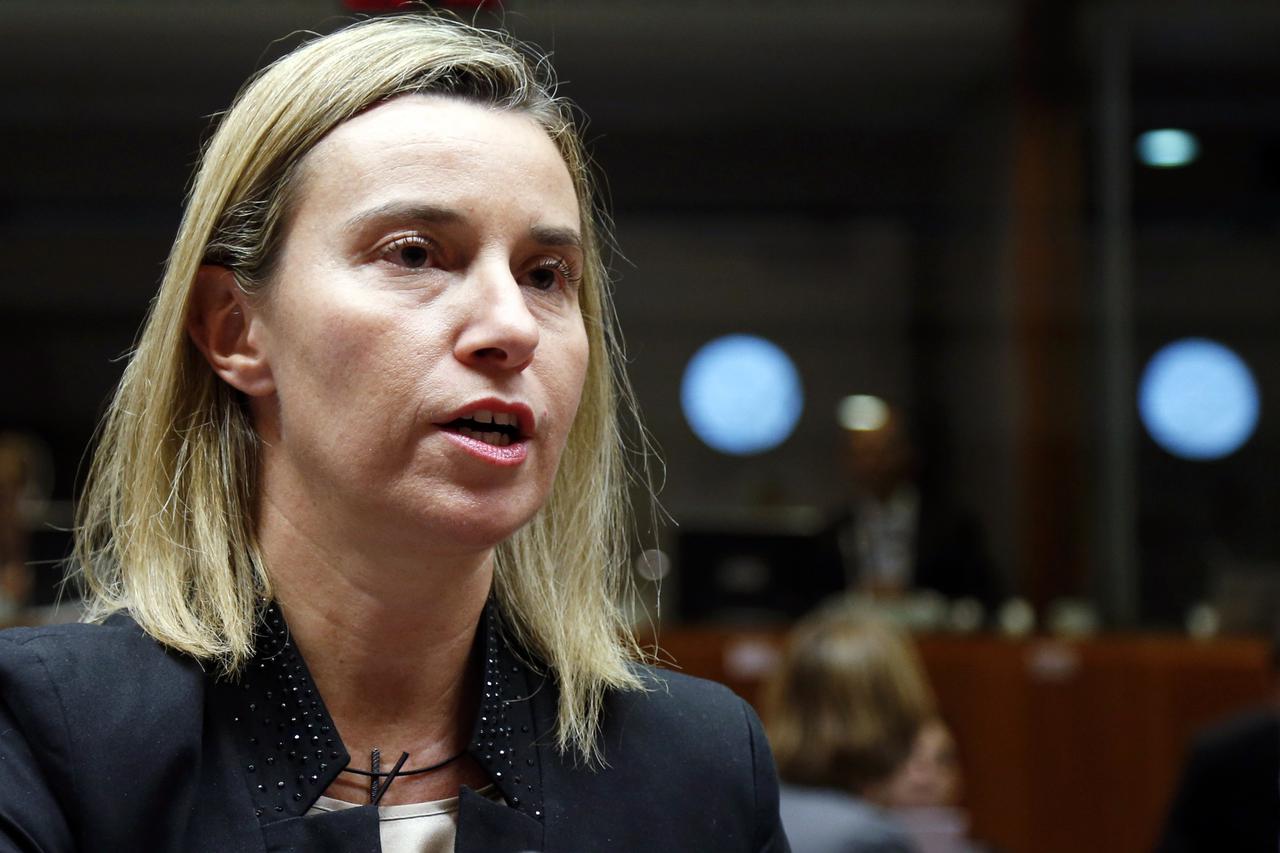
top-left (0, 602), bottom-right (790, 852)
top-left (1156, 708), bottom-right (1280, 853)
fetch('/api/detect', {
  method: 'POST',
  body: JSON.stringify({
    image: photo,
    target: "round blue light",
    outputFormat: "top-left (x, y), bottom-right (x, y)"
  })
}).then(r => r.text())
top-left (1138, 338), bottom-right (1259, 461)
top-left (1136, 129), bottom-right (1200, 168)
top-left (681, 334), bottom-right (803, 455)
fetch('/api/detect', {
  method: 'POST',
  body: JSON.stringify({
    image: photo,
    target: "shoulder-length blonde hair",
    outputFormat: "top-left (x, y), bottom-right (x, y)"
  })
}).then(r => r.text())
top-left (763, 604), bottom-right (936, 794)
top-left (74, 13), bottom-right (646, 761)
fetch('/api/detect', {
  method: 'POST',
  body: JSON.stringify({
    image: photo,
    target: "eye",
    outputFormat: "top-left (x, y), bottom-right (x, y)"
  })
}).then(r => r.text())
top-left (523, 256), bottom-right (581, 292)
top-left (380, 235), bottom-right (436, 269)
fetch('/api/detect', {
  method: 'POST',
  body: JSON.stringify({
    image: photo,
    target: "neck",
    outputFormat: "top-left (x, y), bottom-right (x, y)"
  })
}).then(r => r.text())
top-left (257, 491), bottom-right (495, 785)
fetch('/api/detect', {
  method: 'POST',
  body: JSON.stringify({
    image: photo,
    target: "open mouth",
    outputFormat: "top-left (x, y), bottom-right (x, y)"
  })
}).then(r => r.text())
top-left (439, 409), bottom-right (524, 447)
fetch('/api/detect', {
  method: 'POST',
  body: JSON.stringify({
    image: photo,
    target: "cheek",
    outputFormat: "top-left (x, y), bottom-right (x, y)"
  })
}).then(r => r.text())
top-left (277, 313), bottom-right (371, 396)
top-left (267, 302), bottom-right (429, 427)
top-left (556, 326), bottom-right (591, 424)
top-left (533, 321), bottom-right (590, 459)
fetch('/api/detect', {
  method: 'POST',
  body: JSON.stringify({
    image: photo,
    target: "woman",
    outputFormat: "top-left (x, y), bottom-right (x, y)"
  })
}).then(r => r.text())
top-left (882, 718), bottom-right (963, 812)
top-left (764, 605), bottom-right (935, 853)
top-left (0, 15), bottom-right (788, 852)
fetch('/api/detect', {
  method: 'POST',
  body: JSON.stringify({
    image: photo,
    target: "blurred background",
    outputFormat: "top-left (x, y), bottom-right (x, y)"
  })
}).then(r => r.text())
top-left (1, 1), bottom-right (1278, 850)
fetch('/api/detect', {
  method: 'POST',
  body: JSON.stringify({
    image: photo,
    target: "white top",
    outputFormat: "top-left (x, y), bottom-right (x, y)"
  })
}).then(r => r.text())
top-left (307, 785), bottom-right (501, 853)
top-left (842, 485), bottom-right (920, 590)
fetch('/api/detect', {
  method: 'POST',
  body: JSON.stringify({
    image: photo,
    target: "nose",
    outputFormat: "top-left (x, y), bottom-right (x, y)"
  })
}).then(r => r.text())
top-left (453, 260), bottom-right (539, 372)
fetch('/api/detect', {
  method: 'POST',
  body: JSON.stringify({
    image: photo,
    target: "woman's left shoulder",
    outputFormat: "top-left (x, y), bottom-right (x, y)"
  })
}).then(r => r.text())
top-left (601, 666), bottom-right (776, 797)
top-left (538, 666), bottom-right (790, 850)
top-left (607, 663), bottom-right (766, 743)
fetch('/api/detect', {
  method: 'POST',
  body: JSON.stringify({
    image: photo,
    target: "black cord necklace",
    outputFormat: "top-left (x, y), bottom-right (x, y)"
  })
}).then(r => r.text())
top-left (341, 746), bottom-right (469, 804)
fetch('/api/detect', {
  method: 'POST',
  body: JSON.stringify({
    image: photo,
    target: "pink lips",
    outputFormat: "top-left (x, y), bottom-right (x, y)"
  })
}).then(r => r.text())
top-left (440, 430), bottom-right (528, 466)
top-left (435, 398), bottom-right (535, 467)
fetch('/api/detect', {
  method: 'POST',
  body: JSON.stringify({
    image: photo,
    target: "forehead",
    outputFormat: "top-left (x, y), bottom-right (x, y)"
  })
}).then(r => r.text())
top-left (291, 94), bottom-right (580, 233)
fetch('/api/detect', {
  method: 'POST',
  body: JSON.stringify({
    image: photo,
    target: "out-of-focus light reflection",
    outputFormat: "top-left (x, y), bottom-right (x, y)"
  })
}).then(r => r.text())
top-left (837, 394), bottom-right (889, 432)
top-left (997, 598), bottom-right (1036, 637)
top-left (1186, 603), bottom-right (1220, 639)
top-left (633, 548), bottom-right (671, 581)
top-left (1138, 337), bottom-right (1259, 461)
top-left (1135, 128), bottom-right (1200, 168)
top-left (681, 334), bottom-right (803, 455)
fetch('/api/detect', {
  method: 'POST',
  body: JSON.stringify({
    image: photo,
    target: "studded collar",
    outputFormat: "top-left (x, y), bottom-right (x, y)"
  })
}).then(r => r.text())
top-left (207, 597), bottom-right (547, 847)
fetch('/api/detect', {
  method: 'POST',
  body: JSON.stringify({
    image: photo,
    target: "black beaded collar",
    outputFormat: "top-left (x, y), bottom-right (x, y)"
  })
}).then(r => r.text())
top-left (208, 598), bottom-right (546, 826)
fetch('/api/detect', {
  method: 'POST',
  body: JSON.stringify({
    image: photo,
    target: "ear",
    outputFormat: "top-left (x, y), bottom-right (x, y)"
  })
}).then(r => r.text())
top-left (187, 265), bottom-right (276, 397)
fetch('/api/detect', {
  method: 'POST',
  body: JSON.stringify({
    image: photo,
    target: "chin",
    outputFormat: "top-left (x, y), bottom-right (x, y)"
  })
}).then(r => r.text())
top-left (377, 478), bottom-right (550, 554)
top-left (416, 502), bottom-right (543, 553)
top-left (444, 517), bottom-right (530, 552)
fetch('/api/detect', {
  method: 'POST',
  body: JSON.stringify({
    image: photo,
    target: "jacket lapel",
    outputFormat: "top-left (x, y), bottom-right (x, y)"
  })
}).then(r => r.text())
top-left (209, 598), bottom-right (550, 849)
top-left (461, 601), bottom-right (548, 847)
top-left (259, 806), bottom-right (381, 853)
top-left (209, 600), bottom-right (352, 825)
top-left (456, 787), bottom-right (544, 852)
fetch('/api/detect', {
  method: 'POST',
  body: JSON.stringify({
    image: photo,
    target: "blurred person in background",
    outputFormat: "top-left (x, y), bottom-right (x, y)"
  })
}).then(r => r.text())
top-left (831, 404), bottom-right (998, 611)
top-left (0, 14), bottom-right (789, 852)
top-left (765, 604), bottom-right (960, 853)
top-left (883, 719), bottom-right (963, 811)
top-left (1156, 636), bottom-right (1280, 852)
top-left (882, 719), bottom-right (979, 853)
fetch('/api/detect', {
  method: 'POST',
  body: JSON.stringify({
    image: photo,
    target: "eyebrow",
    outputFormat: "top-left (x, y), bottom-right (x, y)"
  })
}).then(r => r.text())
top-left (528, 224), bottom-right (583, 251)
top-left (343, 202), bottom-right (582, 250)
top-left (342, 202), bottom-right (463, 234)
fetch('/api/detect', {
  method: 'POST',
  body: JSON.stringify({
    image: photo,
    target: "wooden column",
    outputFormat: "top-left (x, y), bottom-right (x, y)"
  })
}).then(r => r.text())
top-left (1009, 0), bottom-right (1088, 609)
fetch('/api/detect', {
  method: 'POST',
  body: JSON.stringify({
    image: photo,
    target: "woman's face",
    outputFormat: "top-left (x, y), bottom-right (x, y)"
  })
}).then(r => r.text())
top-left (248, 95), bottom-right (589, 555)
top-left (881, 720), bottom-right (961, 809)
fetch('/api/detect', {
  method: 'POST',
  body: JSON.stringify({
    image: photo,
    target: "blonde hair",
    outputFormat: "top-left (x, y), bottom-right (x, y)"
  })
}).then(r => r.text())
top-left (763, 605), bottom-right (936, 793)
top-left (74, 13), bottom-right (647, 761)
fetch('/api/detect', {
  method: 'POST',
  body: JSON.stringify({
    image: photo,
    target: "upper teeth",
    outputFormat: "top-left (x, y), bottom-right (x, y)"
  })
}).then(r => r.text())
top-left (470, 409), bottom-right (516, 428)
